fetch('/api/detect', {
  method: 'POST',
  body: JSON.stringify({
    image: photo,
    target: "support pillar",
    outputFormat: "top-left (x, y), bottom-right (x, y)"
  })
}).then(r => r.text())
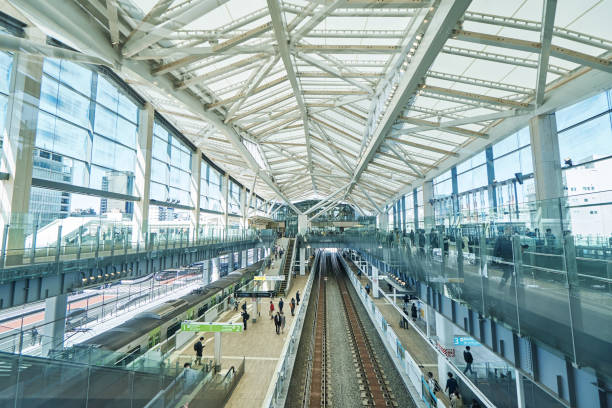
top-left (422, 180), bottom-right (435, 229)
top-left (212, 257), bottom-right (220, 282)
top-left (221, 174), bottom-right (229, 238)
top-left (299, 247), bottom-right (306, 275)
top-left (190, 149), bottom-right (202, 243)
top-left (515, 369), bottom-right (526, 408)
top-left (42, 294), bottom-right (67, 356)
top-left (378, 211), bottom-right (388, 232)
top-left (297, 214), bottom-right (308, 235)
top-left (435, 311), bottom-right (455, 384)
top-left (0, 50), bottom-right (44, 266)
top-left (228, 253), bottom-right (235, 273)
top-left (214, 332), bottom-right (222, 371)
top-left (529, 113), bottom-right (564, 237)
top-left (133, 103), bottom-right (154, 247)
top-left (372, 265), bottom-right (379, 298)
top-left (241, 250), bottom-right (247, 268)
top-left (240, 185), bottom-right (247, 230)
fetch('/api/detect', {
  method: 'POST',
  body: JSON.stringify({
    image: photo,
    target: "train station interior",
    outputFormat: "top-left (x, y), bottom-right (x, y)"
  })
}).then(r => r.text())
top-left (0, 0), bottom-right (610, 407)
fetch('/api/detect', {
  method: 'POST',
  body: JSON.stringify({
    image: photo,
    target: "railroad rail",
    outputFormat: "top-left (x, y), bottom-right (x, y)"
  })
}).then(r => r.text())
top-left (304, 252), bottom-right (396, 407)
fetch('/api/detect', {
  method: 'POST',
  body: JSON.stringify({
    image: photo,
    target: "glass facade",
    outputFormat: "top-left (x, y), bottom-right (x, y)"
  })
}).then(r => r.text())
top-left (228, 179), bottom-right (241, 215)
top-left (200, 162), bottom-right (223, 212)
top-left (150, 121), bottom-right (192, 206)
top-left (31, 59), bottom-right (140, 227)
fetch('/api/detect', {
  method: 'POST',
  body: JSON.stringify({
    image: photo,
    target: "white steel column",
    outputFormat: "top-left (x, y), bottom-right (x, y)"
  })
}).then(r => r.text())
top-left (299, 247), bottom-right (306, 275)
top-left (0, 49), bottom-right (43, 266)
top-left (435, 311), bottom-right (455, 385)
top-left (41, 294), bottom-right (67, 356)
top-left (240, 185), bottom-right (247, 229)
top-left (515, 368), bottom-right (526, 408)
top-left (133, 102), bottom-right (154, 246)
top-left (529, 113), bottom-right (564, 236)
top-left (297, 214), bottom-right (308, 234)
top-left (190, 149), bottom-right (202, 243)
top-left (422, 180), bottom-right (435, 229)
top-left (372, 265), bottom-right (380, 298)
top-left (221, 174), bottom-right (229, 237)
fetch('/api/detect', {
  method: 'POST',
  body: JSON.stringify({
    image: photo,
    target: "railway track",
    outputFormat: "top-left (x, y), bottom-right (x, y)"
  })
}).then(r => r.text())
top-left (303, 252), bottom-right (396, 408)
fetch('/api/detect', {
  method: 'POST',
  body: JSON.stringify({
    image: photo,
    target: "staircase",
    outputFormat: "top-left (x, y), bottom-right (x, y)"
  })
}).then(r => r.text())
top-left (278, 238), bottom-right (294, 296)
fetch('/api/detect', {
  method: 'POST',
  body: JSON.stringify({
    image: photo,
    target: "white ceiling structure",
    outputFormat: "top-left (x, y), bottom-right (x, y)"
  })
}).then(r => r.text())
top-left (4, 0), bottom-right (612, 215)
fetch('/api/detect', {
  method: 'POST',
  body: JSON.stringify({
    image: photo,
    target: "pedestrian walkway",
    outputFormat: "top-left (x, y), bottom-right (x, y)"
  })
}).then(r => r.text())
top-left (348, 263), bottom-right (451, 407)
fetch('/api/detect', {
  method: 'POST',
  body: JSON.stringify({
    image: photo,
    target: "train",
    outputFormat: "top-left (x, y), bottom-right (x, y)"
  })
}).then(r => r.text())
top-left (79, 260), bottom-right (264, 366)
top-left (154, 267), bottom-right (200, 282)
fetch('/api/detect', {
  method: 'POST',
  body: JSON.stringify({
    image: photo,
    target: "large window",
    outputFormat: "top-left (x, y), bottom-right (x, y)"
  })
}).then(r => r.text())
top-left (492, 127), bottom-right (532, 182)
top-left (228, 179), bottom-right (241, 215)
top-left (456, 151), bottom-right (487, 193)
top-left (31, 59), bottom-right (140, 226)
top-left (557, 89), bottom-right (612, 237)
top-left (201, 162), bottom-right (223, 212)
top-left (150, 121), bottom-right (192, 206)
top-left (403, 192), bottom-right (415, 232)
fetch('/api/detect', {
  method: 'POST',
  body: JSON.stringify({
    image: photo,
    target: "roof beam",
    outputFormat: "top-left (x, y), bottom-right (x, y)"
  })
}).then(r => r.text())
top-left (296, 53), bottom-right (372, 93)
top-left (397, 116), bottom-right (488, 138)
top-left (225, 55), bottom-right (281, 122)
top-left (212, 21), bottom-right (272, 53)
top-left (421, 84), bottom-right (530, 108)
top-left (106, 0), bottom-right (120, 47)
top-left (290, 0), bottom-right (345, 44)
top-left (426, 70), bottom-right (533, 95)
top-left (349, 0), bottom-right (471, 195)
top-left (386, 142), bottom-right (425, 178)
top-left (536, 0), bottom-right (557, 106)
top-left (122, 0), bottom-right (230, 57)
top-left (453, 30), bottom-right (612, 74)
top-left (267, 0), bottom-right (317, 193)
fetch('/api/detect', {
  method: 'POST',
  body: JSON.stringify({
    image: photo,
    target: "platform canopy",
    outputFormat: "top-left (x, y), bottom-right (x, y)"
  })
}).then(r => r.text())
top-left (6, 0), bottom-right (612, 213)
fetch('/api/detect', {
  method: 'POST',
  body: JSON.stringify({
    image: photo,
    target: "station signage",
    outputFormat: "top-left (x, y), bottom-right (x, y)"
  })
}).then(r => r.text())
top-left (181, 321), bottom-right (243, 333)
top-left (453, 336), bottom-right (480, 346)
top-left (235, 291), bottom-right (274, 298)
top-left (254, 275), bottom-right (285, 281)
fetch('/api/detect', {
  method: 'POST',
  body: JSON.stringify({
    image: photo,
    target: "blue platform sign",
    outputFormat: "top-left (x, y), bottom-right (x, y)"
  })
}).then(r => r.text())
top-left (453, 336), bottom-right (481, 346)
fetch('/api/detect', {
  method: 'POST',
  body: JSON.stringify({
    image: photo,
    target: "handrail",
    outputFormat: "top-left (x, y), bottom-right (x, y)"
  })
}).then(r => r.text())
top-left (262, 251), bottom-right (318, 408)
top-left (223, 365), bottom-right (236, 382)
top-left (301, 252), bottom-right (321, 408)
top-left (286, 237), bottom-right (298, 295)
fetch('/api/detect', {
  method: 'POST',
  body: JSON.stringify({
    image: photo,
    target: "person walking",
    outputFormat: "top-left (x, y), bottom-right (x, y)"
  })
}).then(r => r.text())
top-left (296, 290), bottom-right (300, 305)
top-left (274, 312), bottom-right (281, 335)
top-left (290, 298), bottom-right (296, 316)
top-left (426, 372), bottom-right (439, 406)
top-left (280, 312), bottom-right (286, 334)
top-left (269, 300), bottom-right (275, 319)
top-left (241, 302), bottom-right (247, 313)
top-left (365, 283), bottom-right (371, 296)
top-left (278, 298), bottom-right (284, 313)
top-left (411, 302), bottom-right (418, 322)
top-left (31, 327), bottom-right (38, 346)
top-left (494, 226), bottom-right (514, 289)
top-left (241, 310), bottom-right (249, 331)
top-left (193, 337), bottom-right (204, 366)
top-left (463, 346), bottom-right (475, 375)
top-left (445, 372), bottom-right (459, 397)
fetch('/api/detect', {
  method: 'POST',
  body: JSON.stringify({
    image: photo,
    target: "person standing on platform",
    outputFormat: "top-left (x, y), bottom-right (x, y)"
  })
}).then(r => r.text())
top-left (269, 300), bottom-right (275, 319)
top-left (280, 312), bottom-right (286, 334)
top-left (463, 346), bottom-right (474, 375)
top-left (241, 310), bottom-right (249, 331)
top-left (365, 283), bottom-right (371, 296)
top-left (411, 302), bottom-right (418, 322)
top-left (296, 290), bottom-right (300, 305)
top-left (279, 298), bottom-right (284, 313)
top-left (193, 337), bottom-right (204, 366)
top-left (290, 298), bottom-right (296, 316)
top-left (274, 312), bottom-right (281, 335)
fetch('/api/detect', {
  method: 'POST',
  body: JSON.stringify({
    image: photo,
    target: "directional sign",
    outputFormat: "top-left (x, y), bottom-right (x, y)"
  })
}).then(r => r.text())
top-left (453, 336), bottom-right (481, 346)
top-left (235, 291), bottom-right (274, 298)
top-left (181, 321), bottom-right (243, 333)
top-left (254, 275), bottom-right (285, 281)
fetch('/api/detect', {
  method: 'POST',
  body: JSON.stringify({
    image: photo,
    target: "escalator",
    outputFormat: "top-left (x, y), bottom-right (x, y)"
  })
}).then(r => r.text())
top-left (278, 238), bottom-right (294, 296)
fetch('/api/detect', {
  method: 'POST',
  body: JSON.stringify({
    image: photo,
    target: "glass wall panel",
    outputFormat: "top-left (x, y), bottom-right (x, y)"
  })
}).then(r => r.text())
top-left (30, 59), bottom-right (140, 229)
top-left (201, 162), bottom-right (223, 212)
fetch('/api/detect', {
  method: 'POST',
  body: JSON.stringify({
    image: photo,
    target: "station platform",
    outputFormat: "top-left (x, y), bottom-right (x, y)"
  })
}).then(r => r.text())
top-left (167, 239), bottom-right (309, 407)
top-left (347, 262), bottom-right (452, 407)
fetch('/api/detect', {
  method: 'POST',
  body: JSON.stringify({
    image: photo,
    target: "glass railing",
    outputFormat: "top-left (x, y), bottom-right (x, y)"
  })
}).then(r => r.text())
top-left (304, 191), bottom-right (612, 380)
top-left (0, 213), bottom-right (265, 268)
